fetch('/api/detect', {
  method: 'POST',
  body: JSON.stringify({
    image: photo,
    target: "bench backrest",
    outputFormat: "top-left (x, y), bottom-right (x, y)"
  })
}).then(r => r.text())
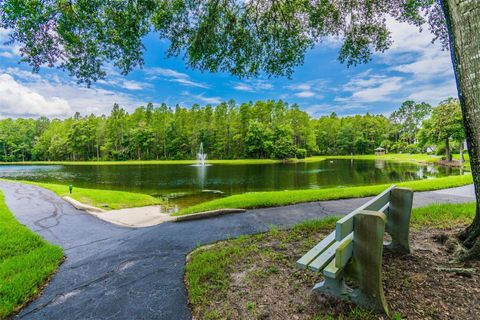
top-left (335, 185), bottom-right (394, 241)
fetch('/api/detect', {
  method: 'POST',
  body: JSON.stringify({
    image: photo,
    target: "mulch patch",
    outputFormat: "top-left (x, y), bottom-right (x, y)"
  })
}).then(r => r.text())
top-left (188, 226), bottom-right (480, 320)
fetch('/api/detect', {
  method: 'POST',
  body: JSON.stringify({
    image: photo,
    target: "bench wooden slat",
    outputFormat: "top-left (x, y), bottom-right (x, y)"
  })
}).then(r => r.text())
top-left (307, 239), bottom-right (340, 272)
top-left (308, 232), bottom-right (353, 272)
top-left (296, 231), bottom-right (336, 269)
top-left (335, 233), bottom-right (354, 269)
top-left (335, 185), bottom-right (395, 241)
top-left (380, 202), bottom-right (389, 215)
top-left (323, 259), bottom-right (341, 278)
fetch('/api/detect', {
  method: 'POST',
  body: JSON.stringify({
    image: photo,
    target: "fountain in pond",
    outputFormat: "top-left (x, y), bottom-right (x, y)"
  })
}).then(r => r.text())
top-left (191, 142), bottom-right (221, 195)
top-left (197, 142), bottom-right (207, 166)
top-left (191, 142), bottom-right (211, 167)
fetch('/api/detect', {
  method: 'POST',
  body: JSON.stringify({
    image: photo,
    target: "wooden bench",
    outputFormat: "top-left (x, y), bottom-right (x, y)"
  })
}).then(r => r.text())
top-left (296, 185), bottom-right (414, 315)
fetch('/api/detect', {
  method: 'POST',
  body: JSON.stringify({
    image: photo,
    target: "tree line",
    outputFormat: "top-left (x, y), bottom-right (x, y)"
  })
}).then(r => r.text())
top-left (0, 99), bottom-right (464, 162)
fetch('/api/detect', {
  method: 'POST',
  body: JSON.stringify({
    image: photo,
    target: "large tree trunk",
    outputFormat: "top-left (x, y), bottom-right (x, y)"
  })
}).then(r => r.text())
top-left (460, 140), bottom-right (465, 163)
top-left (442, 0), bottom-right (480, 258)
top-left (445, 138), bottom-right (452, 162)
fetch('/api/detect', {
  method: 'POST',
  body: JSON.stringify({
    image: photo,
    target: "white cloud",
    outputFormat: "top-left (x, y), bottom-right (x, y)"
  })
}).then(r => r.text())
top-left (233, 83), bottom-right (253, 92)
top-left (383, 18), bottom-right (455, 80)
top-left (289, 83), bottom-right (311, 91)
top-left (0, 66), bottom-right (147, 117)
top-left (96, 75), bottom-right (152, 91)
top-left (145, 67), bottom-right (209, 88)
top-left (232, 79), bottom-right (273, 92)
top-left (0, 45), bottom-right (21, 59)
top-left (0, 74), bottom-right (71, 117)
top-left (287, 79), bottom-right (326, 99)
top-left (3, 67), bottom-right (42, 81)
top-left (172, 77), bottom-right (209, 88)
top-left (146, 67), bottom-right (187, 79)
top-left (0, 29), bottom-right (21, 59)
top-left (338, 73), bottom-right (403, 103)
top-left (121, 80), bottom-right (149, 91)
top-left (0, 51), bottom-right (15, 58)
top-left (184, 92), bottom-right (222, 105)
top-left (295, 91), bottom-right (315, 98)
top-left (304, 103), bottom-right (369, 117)
top-left (407, 80), bottom-right (458, 104)
top-left (332, 18), bottom-right (457, 111)
top-left (43, 85), bottom-right (143, 115)
top-left (0, 29), bottom-right (9, 40)
top-left (194, 94), bottom-right (222, 105)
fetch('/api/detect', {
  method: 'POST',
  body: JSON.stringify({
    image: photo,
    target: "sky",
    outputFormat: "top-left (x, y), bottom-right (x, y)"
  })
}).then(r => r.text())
top-left (0, 18), bottom-right (458, 119)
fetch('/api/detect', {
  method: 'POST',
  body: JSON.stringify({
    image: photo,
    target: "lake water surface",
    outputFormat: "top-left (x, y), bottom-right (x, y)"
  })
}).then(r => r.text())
top-left (0, 159), bottom-right (462, 209)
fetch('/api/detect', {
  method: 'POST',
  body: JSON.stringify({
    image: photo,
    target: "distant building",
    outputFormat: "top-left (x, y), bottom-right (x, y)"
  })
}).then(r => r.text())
top-left (375, 147), bottom-right (386, 155)
top-left (425, 145), bottom-right (436, 154)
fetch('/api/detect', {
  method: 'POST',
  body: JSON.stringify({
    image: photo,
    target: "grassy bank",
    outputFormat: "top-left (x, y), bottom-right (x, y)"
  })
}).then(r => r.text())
top-left (325, 153), bottom-right (441, 163)
top-left (185, 203), bottom-right (476, 319)
top-left (0, 191), bottom-right (63, 318)
top-left (12, 181), bottom-right (162, 210)
top-left (177, 174), bottom-right (473, 215)
top-left (0, 158), bottom-right (326, 166)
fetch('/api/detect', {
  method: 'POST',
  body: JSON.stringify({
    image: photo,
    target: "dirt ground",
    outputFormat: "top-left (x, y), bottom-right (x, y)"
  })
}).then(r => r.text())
top-left (188, 226), bottom-right (480, 320)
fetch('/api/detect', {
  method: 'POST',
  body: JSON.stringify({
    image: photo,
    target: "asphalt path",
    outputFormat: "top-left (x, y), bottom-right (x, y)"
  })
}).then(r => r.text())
top-left (0, 181), bottom-right (475, 320)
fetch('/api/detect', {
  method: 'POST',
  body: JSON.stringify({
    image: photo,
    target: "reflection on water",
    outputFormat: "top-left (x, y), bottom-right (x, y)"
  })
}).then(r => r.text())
top-left (196, 165), bottom-right (207, 190)
top-left (375, 159), bottom-right (386, 170)
top-left (0, 159), bottom-right (463, 209)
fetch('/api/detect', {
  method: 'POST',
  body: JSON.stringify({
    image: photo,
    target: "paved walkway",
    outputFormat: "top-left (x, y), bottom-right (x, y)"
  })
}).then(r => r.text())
top-left (0, 181), bottom-right (475, 320)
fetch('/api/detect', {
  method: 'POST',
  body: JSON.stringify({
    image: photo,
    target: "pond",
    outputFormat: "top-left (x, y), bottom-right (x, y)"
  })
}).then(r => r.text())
top-left (0, 159), bottom-right (463, 209)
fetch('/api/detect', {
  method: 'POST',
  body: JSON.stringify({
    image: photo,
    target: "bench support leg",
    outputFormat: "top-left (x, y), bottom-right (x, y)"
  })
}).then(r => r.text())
top-left (350, 211), bottom-right (389, 315)
top-left (386, 188), bottom-right (413, 254)
top-left (312, 275), bottom-right (348, 298)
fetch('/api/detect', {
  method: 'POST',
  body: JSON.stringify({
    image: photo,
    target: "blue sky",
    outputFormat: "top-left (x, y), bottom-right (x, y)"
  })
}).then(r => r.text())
top-left (0, 18), bottom-right (457, 119)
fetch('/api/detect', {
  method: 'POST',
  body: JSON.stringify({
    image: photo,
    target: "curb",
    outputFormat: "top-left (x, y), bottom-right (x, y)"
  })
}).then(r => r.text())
top-left (63, 194), bottom-right (247, 225)
top-left (173, 208), bottom-right (246, 222)
top-left (63, 196), bottom-right (106, 213)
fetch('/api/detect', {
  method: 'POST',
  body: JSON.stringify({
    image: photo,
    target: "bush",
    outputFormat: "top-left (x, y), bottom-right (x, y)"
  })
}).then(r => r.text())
top-left (436, 145), bottom-right (446, 156)
top-left (405, 143), bottom-right (420, 154)
top-left (295, 148), bottom-right (307, 159)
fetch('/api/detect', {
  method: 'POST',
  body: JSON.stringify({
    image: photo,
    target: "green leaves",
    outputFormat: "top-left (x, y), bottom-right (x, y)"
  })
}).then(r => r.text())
top-left (0, 0), bottom-right (446, 84)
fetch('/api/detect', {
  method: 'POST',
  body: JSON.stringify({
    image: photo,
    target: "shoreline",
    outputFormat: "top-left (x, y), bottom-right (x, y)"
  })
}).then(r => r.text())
top-left (60, 179), bottom-right (473, 227)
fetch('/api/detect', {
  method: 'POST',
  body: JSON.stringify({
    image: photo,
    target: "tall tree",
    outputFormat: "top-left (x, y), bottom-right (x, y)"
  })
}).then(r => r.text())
top-left (1, 1), bottom-right (479, 257)
top-left (419, 98), bottom-right (464, 161)
top-left (390, 100), bottom-right (432, 145)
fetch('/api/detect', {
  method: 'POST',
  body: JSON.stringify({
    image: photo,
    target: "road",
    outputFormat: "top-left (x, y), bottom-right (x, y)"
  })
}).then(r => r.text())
top-left (0, 181), bottom-right (475, 319)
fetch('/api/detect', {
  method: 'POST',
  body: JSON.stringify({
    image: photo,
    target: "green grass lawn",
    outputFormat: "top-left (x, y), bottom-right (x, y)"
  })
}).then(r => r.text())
top-left (411, 202), bottom-right (476, 227)
top-left (12, 181), bottom-right (162, 210)
top-left (452, 154), bottom-right (471, 170)
top-left (453, 153), bottom-right (470, 162)
top-left (0, 191), bottom-right (63, 318)
top-left (176, 174), bottom-right (473, 215)
top-left (185, 202), bottom-right (476, 319)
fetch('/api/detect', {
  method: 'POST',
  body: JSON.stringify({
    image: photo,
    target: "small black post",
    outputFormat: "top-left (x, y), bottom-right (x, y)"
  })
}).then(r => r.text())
top-left (69, 184), bottom-right (73, 194)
